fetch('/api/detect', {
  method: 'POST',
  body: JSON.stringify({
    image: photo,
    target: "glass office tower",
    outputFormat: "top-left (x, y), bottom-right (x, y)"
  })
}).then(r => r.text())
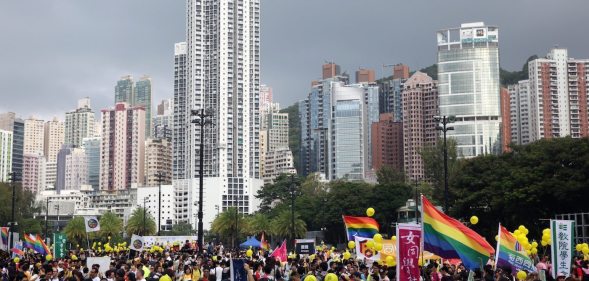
top-left (437, 22), bottom-right (501, 157)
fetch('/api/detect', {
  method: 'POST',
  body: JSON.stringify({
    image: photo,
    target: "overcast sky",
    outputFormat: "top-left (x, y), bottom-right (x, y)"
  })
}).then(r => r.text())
top-left (1, 0), bottom-right (588, 120)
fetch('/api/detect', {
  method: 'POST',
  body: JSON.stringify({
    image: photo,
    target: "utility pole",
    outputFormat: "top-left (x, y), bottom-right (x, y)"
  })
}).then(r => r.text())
top-left (289, 174), bottom-right (297, 249)
top-left (142, 197), bottom-right (148, 235)
top-left (155, 172), bottom-right (165, 236)
top-left (8, 172), bottom-right (20, 250)
top-left (434, 116), bottom-right (454, 213)
top-left (191, 108), bottom-right (212, 254)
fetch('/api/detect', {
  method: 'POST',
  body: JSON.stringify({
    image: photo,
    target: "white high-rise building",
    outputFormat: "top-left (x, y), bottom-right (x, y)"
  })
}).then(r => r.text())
top-left (177, 0), bottom-right (262, 230)
top-left (0, 130), bottom-right (13, 182)
top-left (172, 42), bottom-right (188, 180)
top-left (22, 153), bottom-right (45, 193)
top-left (526, 48), bottom-right (589, 140)
top-left (24, 117), bottom-right (45, 156)
top-left (437, 22), bottom-right (502, 157)
top-left (44, 118), bottom-right (64, 163)
top-left (64, 147), bottom-right (88, 190)
top-left (65, 98), bottom-right (96, 147)
top-left (508, 80), bottom-right (532, 145)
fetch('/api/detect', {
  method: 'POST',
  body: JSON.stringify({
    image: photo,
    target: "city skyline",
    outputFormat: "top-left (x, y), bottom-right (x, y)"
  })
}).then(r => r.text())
top-left (1, 1), bottom-right (589, 120)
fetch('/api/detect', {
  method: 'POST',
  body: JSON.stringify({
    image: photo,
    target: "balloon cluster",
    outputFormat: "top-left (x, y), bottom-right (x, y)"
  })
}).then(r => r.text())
top-left (512, 225), bottom-right (539, 256)
top-left (149, 245), bottom-right (164, 253)
top-left (575, 243), bottom-right (589, 257)
top-left (540, 228), bottom-right (552, 247)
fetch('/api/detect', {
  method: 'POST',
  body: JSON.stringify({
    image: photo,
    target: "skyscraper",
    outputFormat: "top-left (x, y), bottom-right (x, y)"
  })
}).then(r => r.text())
top-left (134, 76), bottom-right (153, 138)
top-left (402, 72), bottom-right (439, 180)
top-left (144, 138), bottom-right (172, 186)
top-left (437, 22), bottom-right (501, 157)
top-left (22, 153), bottom-right (45, 193)
top-left (65, 98), bottom-right (95, 147)
top-left (508, 80), bottom-right (531, 146)
top-left (0, 113), bottom-right (24, 178)
top-left (181, 0), bottom-right (262, 224)
top-left (100, 102), bottom-right (146, 190)
top-left (115, 75), bottom-right (134, 104)
top-left (44, 118), bottom-right (64, 163)
top-left (0, 130), bottom-right (13, 182)
top-left (371, 113), bottom-right (403, 173)
top-left (356, 68), bottom-right (375, 83)
top-left (82, 137), bottom-right (100, 191)
top-left (378, 64), bottom-right (409, 120)
top-left (154, 99), bottom-right (173, 141)
top-left (259, 85), bottom-right (273, 114)
top-left (24, 117), bottom-right (45, 156)
top-left (172, 42), bottom-right (188, 180)
top-left (526, 48), bottom-right (589, 140)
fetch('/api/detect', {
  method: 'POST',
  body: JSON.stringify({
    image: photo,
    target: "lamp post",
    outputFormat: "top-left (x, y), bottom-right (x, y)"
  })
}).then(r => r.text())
top-left (8, 172), bottom-right (20, 250)
top-left (191, 108), bottom-right (212, 254)
top-left (434, 116), bottom-right (454, 213)
top-left (155, 172), bottom-right (166, 236)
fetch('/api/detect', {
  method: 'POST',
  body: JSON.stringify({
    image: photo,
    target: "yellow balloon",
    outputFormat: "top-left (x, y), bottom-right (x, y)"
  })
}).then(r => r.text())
top-left (343, 251), bottom-right (351, 260)
top-left (517, 271), bottom-right (527, 281)
top-left (576, 244), bottom-right (583, 252)
top-left (495, 235), bottom-right (499, 241)
top-left (348, 241), bottom-right (355, 249)
top-left (246, 249), bottom-right (253, 257)
top-left (385, 256), bottom-right (394, 266)
top-left (531, 248), bottom-right (538, 255)
top-left (518, 225), bottom-right (526, 232)
top-left (373, 234), bottom-right (383, 243)
top-left (531, 242), bottom-right (538, 248)
top-left (541, 240), bottom-right (548, 247)
top-left (366, 208), bottom-right (375, 217)
top-left (542, 229), bottom-right (550, 235)
top-left (582, 247), bottom-right (589, 255)
top-left (392, 236), bottom-right (397, 242)
top-left (366, 240), bottom-right (375, 249)
top-left (325, 273), bottom-right (338, 281)
top-left (375, 243), bottom-right (383, 251)
top-left (523, 228), bottom-right (529, 235)
top-left (304, 276), bottom-right (317, 281)
top-left (309, 254), bottom-right (316, 261)
top-left (513, 230), bottom-right (521, 236)
top-left (13, 257), bottom-right (20, 263)
top-left (470, 216), bottom-right (479, 225)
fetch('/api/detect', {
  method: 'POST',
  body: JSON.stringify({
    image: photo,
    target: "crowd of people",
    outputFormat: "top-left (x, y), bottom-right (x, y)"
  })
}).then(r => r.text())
top-left (1, 241), bottom-right (588, 281)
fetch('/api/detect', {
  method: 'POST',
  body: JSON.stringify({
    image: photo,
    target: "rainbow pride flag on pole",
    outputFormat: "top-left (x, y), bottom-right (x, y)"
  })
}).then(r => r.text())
top-left (421, 195), bottom-right (494, 269)
top-left (495, 225), bottom-right (536, 272)
top-left (1, 227), bottom-right (8, 250)
top-left (342, 215), bottom-right (379, 240)
top-left (23, 234), bottom-right (50, 255)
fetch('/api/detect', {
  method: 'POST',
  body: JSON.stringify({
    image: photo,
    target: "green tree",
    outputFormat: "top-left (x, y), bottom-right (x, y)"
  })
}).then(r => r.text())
top-left (20, 218), bottom-right (42, 235)
top-left (270, 210), bottom-right (307, 240)
top-left (243, 213), bottom-right (272, 236)
top-left (165, 223), bottom-right (193, 236)
top-left (255, 174), bottom-right (300, 213)
top-left (210, 207), bottom-right (246, 248)
top-left (376, 165), bottom-right (407, 185)
top-left (98, 212), bottom-right (123, 240)
top-left (125, 207), bottom-right (156, 236)
top-left (64, 217), bottom-right (87, 245)
top-left (0, 183), bottom-right (42, 235)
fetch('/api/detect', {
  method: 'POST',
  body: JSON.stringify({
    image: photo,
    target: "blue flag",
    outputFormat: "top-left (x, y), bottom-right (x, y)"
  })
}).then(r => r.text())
top-left (230, 259), bottom-right (247, 281)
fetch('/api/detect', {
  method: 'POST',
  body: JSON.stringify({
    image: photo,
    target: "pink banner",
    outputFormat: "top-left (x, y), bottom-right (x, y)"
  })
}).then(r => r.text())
top-left (396, 223), bottom-right (422, 281)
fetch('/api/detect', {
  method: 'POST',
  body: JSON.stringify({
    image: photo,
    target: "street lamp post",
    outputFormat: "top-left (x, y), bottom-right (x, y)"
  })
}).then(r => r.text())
top-left (142, 197), bottom-right (149, 235)
top-left (8, 172), bottom-right (20, 250)
top-left (191, 108), bottom-right (212, 254)
top-left (155, 172), bottom-right (166, 236)
top-left (434, 116), bottom-right (454, 213)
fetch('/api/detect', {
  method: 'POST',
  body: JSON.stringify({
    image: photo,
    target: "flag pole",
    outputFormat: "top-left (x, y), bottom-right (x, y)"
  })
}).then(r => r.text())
top-left (420, 194), bottom-right (425, 281)
top-left (494, 223), bottom-right (501, 271)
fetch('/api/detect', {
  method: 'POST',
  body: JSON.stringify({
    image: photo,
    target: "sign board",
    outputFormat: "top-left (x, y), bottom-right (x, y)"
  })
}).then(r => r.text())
top-left (87, 257), bottom-right (111, 274)
top-left (396, 223), bottom-right (422, 281)
top-left (551, 220), bottom-right (574, 277)
top-left (53, 232), bottom-right (67, 258)
top-left (295, 239), bottom-right (315, 255)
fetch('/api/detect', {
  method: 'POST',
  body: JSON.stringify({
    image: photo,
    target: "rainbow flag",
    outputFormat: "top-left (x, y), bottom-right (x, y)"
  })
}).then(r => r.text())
top-left (23, 234), bottom-right (50, 255)
top-left (1, 227), bottom-right (8, 249)
top-left (343, 215), bottom-right (379, 240)
top-left (260, 232), bottom-right (270, 251)
top-left (421, 195), bottom-right (494, 269)
top-left (495, 225), bottom-right (536, 272)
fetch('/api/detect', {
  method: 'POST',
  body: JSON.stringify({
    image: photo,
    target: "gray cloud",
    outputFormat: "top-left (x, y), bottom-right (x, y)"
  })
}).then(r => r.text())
top-left (1, 0), bottom-right (588, 119)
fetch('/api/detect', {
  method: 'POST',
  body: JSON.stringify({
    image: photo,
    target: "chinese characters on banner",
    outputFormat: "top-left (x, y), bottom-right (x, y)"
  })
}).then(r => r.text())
top-left (397, 223), bottom-right (422, 281)
top-left (551, 220), bottom-right (575, 278)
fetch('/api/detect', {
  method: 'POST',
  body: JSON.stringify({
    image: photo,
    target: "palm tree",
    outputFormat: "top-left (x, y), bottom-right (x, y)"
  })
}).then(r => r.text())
top-left (64, 217), bottom-right (86, 245)
top-left (125, 207), bottom-right (156, 236)
top-left (210, 207), bottom-right (246, 248)
top-left (243, 213), bottom-right (272, 236)
top-left (98, 212), bottom-right (123, 240)
top-left (271, 209), bottom-right (307, 240)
